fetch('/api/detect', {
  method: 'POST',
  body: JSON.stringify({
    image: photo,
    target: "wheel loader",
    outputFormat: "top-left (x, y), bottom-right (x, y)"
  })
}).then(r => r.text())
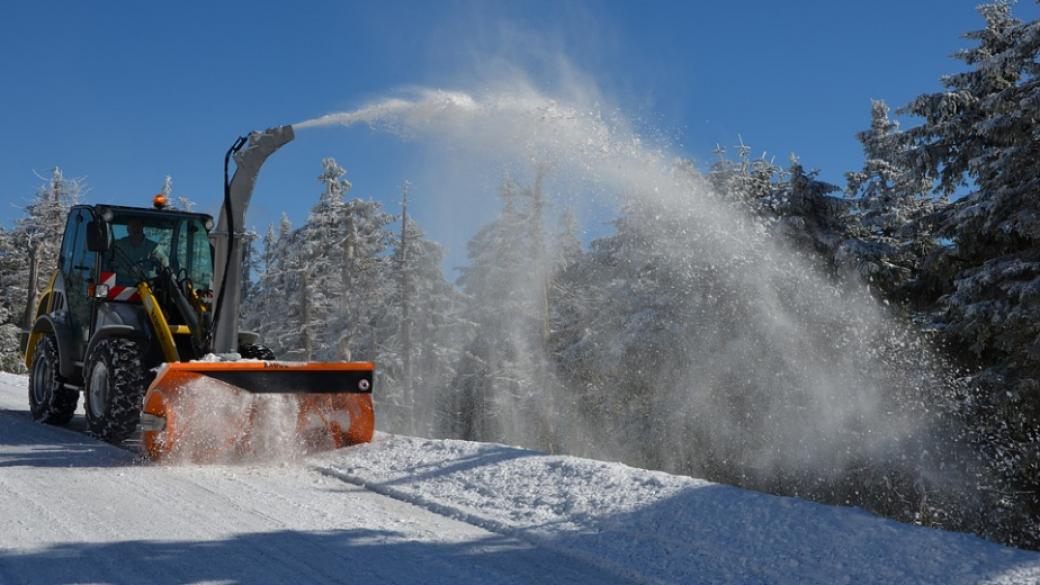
top-left (23, 126), bottom-right (374, 461)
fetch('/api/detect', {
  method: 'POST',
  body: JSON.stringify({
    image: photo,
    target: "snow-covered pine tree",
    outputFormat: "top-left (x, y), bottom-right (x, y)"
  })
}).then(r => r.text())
top-left (767, 154), bottom-right (849, 269)
top-left (548, 185), bottom-right (730, 470)
top-left (332, 196), bottom-right (396, 361)
top-left (708, 139), bottom-right (785, 210)
top-left (262, 223), bottom-right (277, 279)
top-left (12, 168), bottom-right (82, 343)
top-left (528, 168), bottom-right (551, 343)
top-left (243, 223), bottom-right (280, 339)
top-left (238, 229), bottom-right (259, 324)
top-left (709, 142), bottom-right (851, 273)
top-left (399, 183), bottom-right (413, 405)
top-left (160, 175), bottom-right (173, 199)
top-left (840, 100), bottom-right (941, 301)
top-left (0, 227), bottom-right (28, 371)
top-left (451, 175), bottom-right (557, 447)
top-left (374, 184), bottom-right (466, 436)
top-left (553, 208), bottom-right (582, 273)
top-left (542, 206), bottom-right (594, 454)
top-left (263, 157), bottom-right (397, 362)
top-left (301, 158), bottom-right (353, 358)
top-left (251, 213), bottom-right (299, 356)
top-left (899, 1), bottom-right (1040, 547)
top-left (155, 175), bottom-right (196, 212)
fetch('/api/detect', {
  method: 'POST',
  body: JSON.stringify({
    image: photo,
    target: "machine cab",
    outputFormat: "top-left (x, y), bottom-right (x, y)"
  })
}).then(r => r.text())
top-left (43, 204), bottom-right (215, 373)
top-left (88, 206), bottom-right (215, 292)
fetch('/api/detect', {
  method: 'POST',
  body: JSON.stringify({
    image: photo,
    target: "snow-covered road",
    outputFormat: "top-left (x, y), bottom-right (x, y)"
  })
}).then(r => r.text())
top-left (0, 374), bottom-right (628, 585)
top-left (1, 372), bottom-right (1038, 585)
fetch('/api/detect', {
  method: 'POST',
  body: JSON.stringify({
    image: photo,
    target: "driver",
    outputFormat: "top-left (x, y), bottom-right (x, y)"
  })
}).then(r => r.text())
top-left (111, 218), bottom-right (166, 281)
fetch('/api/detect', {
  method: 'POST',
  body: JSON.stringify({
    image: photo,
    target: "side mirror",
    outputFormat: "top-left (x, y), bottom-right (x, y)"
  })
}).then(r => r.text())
top-left (86, 221), bottom-right (110, 252)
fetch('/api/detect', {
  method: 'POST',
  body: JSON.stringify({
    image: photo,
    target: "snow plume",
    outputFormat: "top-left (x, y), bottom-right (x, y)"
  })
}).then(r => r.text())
top-left (295, 92), bottom-right (480, 132)
top-left (295, 82), bottom-right (970, 515)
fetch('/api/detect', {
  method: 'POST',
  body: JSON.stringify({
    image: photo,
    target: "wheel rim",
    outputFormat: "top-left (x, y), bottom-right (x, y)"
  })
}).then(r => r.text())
top-left (32, 354), bottom-right (52, 405)
top-left (89, 361), bottom-right (110, 419)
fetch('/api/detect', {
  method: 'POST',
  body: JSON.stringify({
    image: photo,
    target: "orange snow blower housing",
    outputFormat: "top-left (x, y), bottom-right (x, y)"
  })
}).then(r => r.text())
top-left (23, 126), bottom-right (375, 462)
top-left (141, 362), bottom-right (374, 462)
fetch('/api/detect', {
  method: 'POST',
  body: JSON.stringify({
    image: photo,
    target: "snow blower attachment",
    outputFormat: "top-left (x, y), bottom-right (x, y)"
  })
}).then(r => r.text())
top-left (141, 362), bottom-right (374, 462)
top-left (23, 125), bottom-right (376, 463)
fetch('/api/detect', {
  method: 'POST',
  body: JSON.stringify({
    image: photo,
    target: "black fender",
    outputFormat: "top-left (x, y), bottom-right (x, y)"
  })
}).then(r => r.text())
top-left (28, 315), bottom-right (79, 381)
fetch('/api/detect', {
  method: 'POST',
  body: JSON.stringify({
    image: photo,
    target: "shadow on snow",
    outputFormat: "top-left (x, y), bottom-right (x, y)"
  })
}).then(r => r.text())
top-left (0, 528), bottom-right (632, 585)
top-left (0, 409), bottom-right (136, 469)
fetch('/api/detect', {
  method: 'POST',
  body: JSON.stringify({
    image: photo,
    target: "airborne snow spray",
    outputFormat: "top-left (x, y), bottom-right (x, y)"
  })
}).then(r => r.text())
top-left (292, 85), bottom-right (971, 515)
top-left (157, 376), bottom-right (337, 464)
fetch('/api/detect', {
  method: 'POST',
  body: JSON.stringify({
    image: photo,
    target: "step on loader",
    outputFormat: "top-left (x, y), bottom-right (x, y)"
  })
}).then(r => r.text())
top-left (23, 126), bottom-right (374, 462)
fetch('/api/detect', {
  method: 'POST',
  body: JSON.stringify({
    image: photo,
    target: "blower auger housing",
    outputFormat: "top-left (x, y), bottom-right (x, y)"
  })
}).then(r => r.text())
top-left (23, 126), bottom-right (375, 461)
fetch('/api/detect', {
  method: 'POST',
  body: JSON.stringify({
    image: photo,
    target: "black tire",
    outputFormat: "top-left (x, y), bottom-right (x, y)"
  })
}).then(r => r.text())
top-left (239, 344), bottom-right (275, 360)
top-left (84, 338), bottom-right (151, 443)
top-left (28, 335), bottom-right (79, 425)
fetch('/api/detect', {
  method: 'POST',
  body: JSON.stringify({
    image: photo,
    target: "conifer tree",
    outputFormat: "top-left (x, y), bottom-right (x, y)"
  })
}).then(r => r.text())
top-left (333, 197), bottom-right (396, 360)
top-left (553, 208), bottom-right (582, 273)
top-left (397, 184), bottom-right (414, 425)
top-left (374, 184), bottom-right (466, 436)
top-left (899, 2), bottom-right (1040, 547)
top-left (0, 227), bottom-right (28, 371)
top-left (0, 168), bottom-right (81, 369)
top-left (451, 176), bottom-right (555, 445)
top-left (708, 139), bottom-right (785, 210)
top-left (300, 158), bottom-right (352, 358)
top-left (841, 100), bottom-right (940, 301)
top-left (253, 213), bottom-right (297, 355)
top-left (770, 155), bottom-right (848, 267)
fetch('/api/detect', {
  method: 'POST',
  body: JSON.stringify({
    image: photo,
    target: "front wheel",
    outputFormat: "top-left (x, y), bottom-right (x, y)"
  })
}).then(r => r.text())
top-left (28, 335), bottom-right (79, 425)
top-left (84, 338), bottom-right (151, 443)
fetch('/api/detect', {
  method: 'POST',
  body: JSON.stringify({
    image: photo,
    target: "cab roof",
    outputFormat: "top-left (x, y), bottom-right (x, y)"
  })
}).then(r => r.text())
top-left (76, 203), bottom-right (214, 225)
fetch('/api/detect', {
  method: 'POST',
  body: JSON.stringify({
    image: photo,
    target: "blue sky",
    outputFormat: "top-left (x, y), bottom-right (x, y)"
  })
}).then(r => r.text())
top-left (3, 1), bottom-right (1037, 274)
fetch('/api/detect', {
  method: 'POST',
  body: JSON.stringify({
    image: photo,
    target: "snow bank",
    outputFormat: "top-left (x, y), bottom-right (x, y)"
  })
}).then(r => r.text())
top-left (312, 435), bottom-right (1040, 585)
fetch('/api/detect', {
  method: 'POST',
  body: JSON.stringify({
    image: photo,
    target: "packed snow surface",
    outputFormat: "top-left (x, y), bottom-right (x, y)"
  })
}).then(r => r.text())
top-left (1, 372), bottom-right (1038, 584)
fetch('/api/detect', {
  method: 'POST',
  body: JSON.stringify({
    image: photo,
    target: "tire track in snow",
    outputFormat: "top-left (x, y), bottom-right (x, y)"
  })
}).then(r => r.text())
top-left (310, 462), bottom-right (657, 585)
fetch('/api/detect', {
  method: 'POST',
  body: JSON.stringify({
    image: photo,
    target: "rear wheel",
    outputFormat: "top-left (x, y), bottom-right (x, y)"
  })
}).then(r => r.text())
top-left (84, 338), bottom-right (151, 443)
top-left (28, 335), bottom-right (79, 425)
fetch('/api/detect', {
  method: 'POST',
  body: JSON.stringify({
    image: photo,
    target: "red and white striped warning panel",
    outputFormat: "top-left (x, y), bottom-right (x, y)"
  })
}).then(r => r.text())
top-left (100, 272), bottom-right (141, 302)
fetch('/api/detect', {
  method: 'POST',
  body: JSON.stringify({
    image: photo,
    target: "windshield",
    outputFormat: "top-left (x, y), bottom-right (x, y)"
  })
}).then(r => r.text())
top-left (104, 213), bottom-right (213, 288)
